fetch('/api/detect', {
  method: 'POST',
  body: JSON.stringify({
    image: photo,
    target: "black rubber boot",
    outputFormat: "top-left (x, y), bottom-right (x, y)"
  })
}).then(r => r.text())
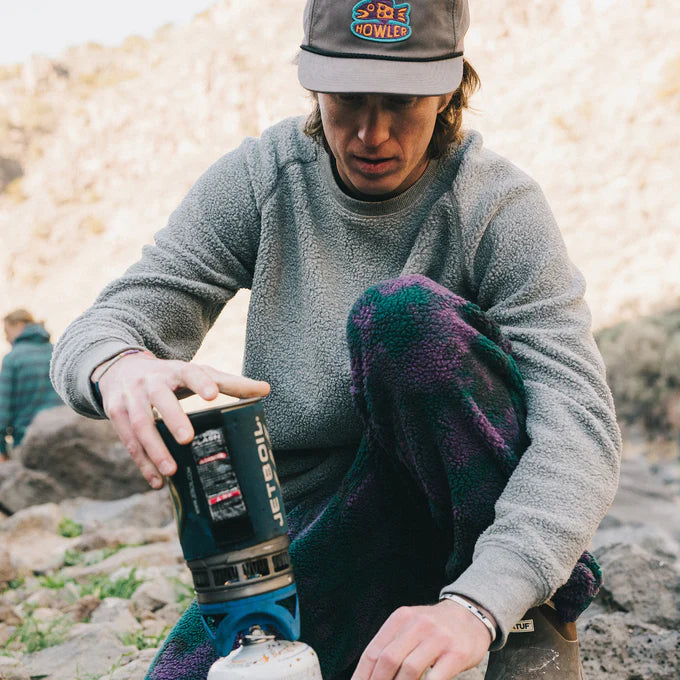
top-left (484, 604), bottom-right (585, 679)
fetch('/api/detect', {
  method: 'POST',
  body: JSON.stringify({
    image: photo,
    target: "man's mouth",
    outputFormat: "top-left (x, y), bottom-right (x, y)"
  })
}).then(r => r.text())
top-left (352, 155), bottom-right (395, 174)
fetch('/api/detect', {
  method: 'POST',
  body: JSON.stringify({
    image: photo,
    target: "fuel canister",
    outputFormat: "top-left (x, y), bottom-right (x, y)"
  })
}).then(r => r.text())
top-left (207, 627), bottom-right (322, 680)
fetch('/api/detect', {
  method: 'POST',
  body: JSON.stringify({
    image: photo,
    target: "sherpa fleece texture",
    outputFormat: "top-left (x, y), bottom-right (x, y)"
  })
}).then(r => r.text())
top-left (51, 117), bottom-right (622, 643)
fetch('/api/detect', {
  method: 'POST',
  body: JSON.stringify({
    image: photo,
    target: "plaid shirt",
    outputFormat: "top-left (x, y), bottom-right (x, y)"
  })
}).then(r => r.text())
top-left (0, 324), bottom-right (63, 452)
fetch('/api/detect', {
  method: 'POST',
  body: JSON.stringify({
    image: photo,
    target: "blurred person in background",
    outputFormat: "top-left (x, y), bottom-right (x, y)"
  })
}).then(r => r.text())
top-left (51, 0), bottom-right (621, 678)
top-left (1, 308), bottom-right (63, 460)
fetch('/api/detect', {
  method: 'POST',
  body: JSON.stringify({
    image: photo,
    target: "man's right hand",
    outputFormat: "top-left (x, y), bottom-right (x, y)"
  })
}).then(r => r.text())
top-left (92, 352), bottom-right (270, 489)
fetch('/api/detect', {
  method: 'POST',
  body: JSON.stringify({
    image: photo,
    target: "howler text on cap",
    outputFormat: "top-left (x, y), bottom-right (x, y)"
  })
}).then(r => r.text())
top-left (297, 0), bottom-right (470, 96)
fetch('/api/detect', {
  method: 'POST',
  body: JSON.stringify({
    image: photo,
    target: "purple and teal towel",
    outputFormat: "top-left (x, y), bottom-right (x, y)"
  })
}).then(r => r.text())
top-left (146, 275), bottom-right (601, 680)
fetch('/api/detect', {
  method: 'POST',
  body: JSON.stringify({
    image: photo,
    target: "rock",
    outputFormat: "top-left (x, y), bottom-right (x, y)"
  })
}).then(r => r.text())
top-left (0, 503), bottom-right (62, 538)
top-left (90, 597), bottom-right (141, 635)
top-left (70, 594), bottom-right (101, 622)
top-left (0, 504), bottom-right (76, 573)
top-left (0, 605), bottom-right (21, 625)
top-left (22, 624), bottom-right (136, 680)
top-left (0, 545), bottom-right (18, 584)
top-left (592, 523), bottom-right (679, 562)
top-left (594, 543), bottom-right (680, 629)
top-left (24, 588), bottom-right (64, 610)
top-left (10, 406), bottom-right (151, 509)
top-left (60, 490), bottom-right (174, 533)
top-left (62, 542), bottom-right (183, 579)
top-left (580, 612), bottom-right (680, 679)
top-left (0, 656), bottom-right (30, 680)
top-left (131, 578), bottom-right (176, 614)
top-left (0, 464), bottom-right (68, 516)
top-left (31, 606), bottom-right (63, 628)
top-left (599, 457), bottom-right (680, 543)
top-left (140, 614), bottom-right (169, 638)
top-left (108, 648), bottom-right (158, 680)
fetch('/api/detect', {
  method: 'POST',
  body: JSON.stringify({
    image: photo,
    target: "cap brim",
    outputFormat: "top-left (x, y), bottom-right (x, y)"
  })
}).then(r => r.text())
top-left (298, 50), bottom-right (463, 96)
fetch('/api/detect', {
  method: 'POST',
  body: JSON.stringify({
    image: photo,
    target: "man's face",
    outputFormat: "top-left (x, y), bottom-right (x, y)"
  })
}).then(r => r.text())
top-left (4, 321), bottom-right (25, 345)
top-left (317, 92), bottom-right (452, 199)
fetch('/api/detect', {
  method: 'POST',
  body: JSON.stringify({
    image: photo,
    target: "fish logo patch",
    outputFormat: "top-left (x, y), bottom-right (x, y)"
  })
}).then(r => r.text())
top-left (351, 1), bottom-right (412, 42)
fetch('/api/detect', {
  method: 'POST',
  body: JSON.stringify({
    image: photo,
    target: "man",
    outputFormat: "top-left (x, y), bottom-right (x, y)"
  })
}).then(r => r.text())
top-left (1, 309), bottom-right (63, 459)
top-left (51, 1), bottom-right (621, 678)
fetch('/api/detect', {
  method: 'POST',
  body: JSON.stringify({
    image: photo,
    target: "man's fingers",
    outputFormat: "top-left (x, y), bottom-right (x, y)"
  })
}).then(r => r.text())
top-left (125, 391), bottom-right (177, 480)
top-left (201, 366), bottom-right (271, 399)
top-left (107, 401), bottom-right (164, 489)
top-left (149, 383), bottom-right (195, 446)
top-left (352, 608), bottom-right (418, 680)
top-left (393, 638), bottom-right (449, 680)
top-left (422, 652), bottom-right (466, 680)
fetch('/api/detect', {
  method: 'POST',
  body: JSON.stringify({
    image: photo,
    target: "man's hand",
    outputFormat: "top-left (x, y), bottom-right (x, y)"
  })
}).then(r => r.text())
top-left (351, 599), bottom-right (493, 680)
top-left (94, 352), bottom-right (270, 489)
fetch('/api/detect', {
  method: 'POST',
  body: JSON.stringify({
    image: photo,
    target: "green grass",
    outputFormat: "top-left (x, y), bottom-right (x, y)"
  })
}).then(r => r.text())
top-left (37, 573), bottom-right (77, 590)
top-left (58, 517), bottom-right (83, 538)
top-left (63, 545), bottom-right (128, 567)
top-left (119, 626), bottom-right (169, 650)
top-left (2, 576), bottom-right (25, 592)
top-left (2, 607), bottom-right (72, 654)
top-left (81, 568), bottom-right (142, 600)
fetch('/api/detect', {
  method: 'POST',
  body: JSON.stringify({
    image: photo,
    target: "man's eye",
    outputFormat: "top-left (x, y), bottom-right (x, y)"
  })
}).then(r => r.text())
top-left (337, 94), bottom-right (364, 106)
top-left (385, 96), bottom-right (417, 109)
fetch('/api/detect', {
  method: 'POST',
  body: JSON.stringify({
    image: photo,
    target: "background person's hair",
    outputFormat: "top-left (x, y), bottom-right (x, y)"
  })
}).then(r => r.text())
top-left (303, 59), bottom-right (481, 159)
top-left (3, 308), bottom-right (35, 325)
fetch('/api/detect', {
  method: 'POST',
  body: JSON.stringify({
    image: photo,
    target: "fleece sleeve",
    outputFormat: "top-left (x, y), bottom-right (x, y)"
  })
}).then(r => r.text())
top-left (50, 141), bottom-right (263, 419)
top-left (441, 176), bottom-right (622, 647)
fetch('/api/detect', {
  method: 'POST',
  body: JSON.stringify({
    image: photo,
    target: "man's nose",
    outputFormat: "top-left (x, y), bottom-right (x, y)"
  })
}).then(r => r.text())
top-left (357, 105), bottom-right (390, 147)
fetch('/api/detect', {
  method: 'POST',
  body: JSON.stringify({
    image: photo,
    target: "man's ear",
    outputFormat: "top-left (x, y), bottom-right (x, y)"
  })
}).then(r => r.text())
top-left (437, 92), bottom-right (454, 113)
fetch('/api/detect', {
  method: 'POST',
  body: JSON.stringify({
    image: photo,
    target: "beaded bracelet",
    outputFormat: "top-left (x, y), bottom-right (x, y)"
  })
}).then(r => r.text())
top-left (439, 593), bottom-right (497, 644)
top-left (91, 349), bottom-right (153, 403)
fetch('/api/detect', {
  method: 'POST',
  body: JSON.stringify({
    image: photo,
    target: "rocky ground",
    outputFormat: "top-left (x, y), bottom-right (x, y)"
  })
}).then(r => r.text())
top-left (0, 448), bottom-right (678, 680)
top-left (0, 0), bottom-right (679, 678)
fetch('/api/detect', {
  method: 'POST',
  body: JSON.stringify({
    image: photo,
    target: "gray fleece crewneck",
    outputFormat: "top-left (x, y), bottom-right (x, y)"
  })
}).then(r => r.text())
top-left (51, 116), bottom-right (621, 646)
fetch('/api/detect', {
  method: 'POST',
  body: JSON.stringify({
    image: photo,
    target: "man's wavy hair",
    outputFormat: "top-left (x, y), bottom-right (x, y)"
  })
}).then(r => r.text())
top-left (303, 59), bottom-right (481, 159)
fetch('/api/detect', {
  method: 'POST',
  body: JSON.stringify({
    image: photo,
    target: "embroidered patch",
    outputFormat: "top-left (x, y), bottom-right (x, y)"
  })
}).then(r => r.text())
top-left (351, 1), bottom-right (412, 42)
top-left (511, 619), bottom-right (535, 633)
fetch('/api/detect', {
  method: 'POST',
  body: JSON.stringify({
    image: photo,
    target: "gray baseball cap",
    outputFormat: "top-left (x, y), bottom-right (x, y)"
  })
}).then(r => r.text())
top-left (298, 0), bottom-right (470, 96)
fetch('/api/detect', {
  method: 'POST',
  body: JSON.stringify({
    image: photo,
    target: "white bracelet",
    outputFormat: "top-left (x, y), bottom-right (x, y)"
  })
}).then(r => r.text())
top-left (439, 593), bottom-right (497, 644)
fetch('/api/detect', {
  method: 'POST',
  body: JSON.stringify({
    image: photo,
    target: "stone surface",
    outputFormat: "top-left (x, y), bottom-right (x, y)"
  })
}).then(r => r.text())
top-left (594, 543), bottom-right (680, 629)
top-left (1, 406), bottom-right (151, 513)
top-left (22, 624), bottom-right (136, 680)
top-left (0, 656), bottom-right (30, 680)
top-left (90, 597), bottom-right (141, 634)
top-left (60, 490), bottom-right (174, 533)
top-left (580, 613), bottom-right (680, 680)
top-left (131, 578), bottom-right (176, 614)
top-left (108, 648), bottom-right (159, 680)
top-left (0, 546), bottom-right (17, 584)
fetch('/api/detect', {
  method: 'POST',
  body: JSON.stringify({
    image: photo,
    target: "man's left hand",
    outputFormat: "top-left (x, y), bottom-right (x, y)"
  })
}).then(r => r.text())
top-left (351, 599), bottom-right (493, 680)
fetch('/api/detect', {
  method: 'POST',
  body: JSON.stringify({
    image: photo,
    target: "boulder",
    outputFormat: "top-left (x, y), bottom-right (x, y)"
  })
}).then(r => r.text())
top-left (131, 577), bottom-right (176, 614)
top-left (90, 597), bottom-right (141, 635)
top-left (59, 490), bottom-right (174, 533)
top-left (2, 406), bottom-right (149, 512)
top-left (580, 612), bottom-right (680, 679)
top-left (108, 648), bottom-right (158, 680)
top-left (22, 624), bottom-right (136, 680)
top-left (0, 656), bottom-right (30, 680)
top-left (594, 542), bottom-right (680, 629)
top-left (0, 545), bottom-right (17, 585)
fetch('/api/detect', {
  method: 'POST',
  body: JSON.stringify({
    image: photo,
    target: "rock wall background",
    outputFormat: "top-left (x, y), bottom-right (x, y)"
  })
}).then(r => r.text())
top-left (0, 0), bottom-right (679, 678)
